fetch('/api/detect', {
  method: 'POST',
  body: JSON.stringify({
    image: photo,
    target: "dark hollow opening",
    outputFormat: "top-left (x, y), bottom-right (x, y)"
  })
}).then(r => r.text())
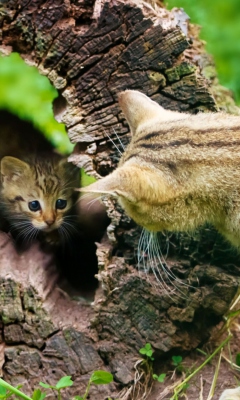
top-left (0, 109), bottom-right (108, 298)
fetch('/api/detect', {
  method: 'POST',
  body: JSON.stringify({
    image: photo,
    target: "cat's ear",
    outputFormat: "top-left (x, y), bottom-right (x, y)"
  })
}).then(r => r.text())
top-left (80, 165), bottom-right (171, 204)
top-left (58, 158), bottom-right (71, 170)
top-left (1, 156), bottom-right (30, 181)
top-left (79, 168), bottom-right (137, 202)
top-left (59, 158), bottom-right (80, 183)
top-left (58, 157), bottom-right (80, 174)
top-left (118, 90), bottom-right (187, 133)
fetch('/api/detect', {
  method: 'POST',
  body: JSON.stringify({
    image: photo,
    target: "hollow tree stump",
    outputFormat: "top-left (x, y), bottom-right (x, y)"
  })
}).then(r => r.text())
top-left (0, 1), bottom-right (240, 399)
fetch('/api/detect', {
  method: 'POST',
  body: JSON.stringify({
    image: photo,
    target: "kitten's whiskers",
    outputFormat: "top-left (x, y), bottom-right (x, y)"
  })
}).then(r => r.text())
top-left (14, 223), bottom-right (38, 244)
top-left (59, 224), bottom-right (72, 243)
top-left (62, 219), bottom-right (78, 235)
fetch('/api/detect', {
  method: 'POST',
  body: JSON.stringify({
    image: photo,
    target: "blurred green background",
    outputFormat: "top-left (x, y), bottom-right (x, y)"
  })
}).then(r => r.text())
top-left (166, 0), bottom-right (240, 104)
top-left (0, 53), bottom-right (73, 154)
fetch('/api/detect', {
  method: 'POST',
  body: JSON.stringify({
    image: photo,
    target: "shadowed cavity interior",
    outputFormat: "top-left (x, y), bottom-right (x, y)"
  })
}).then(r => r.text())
top-left (0, 110), bottom-right (109, 296)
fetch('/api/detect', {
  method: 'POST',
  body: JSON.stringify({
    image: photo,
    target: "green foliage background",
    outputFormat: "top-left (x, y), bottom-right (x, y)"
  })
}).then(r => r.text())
top-left (0, 53), bottom-right (73, 154)
top-left (166, 0), bottom-right (240, 104)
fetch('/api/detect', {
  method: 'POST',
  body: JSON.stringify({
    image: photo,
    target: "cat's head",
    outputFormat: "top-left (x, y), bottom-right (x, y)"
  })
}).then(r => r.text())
top-left (80, 90), bottom-right (188, 231)
top-left (0, 156), bottom-right (80, 233)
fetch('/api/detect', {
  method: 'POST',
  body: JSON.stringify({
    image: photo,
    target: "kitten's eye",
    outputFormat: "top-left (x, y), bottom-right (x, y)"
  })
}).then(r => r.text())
top-left (56, 199), bottom-right (67, 210)
top-left (28, 200), bottom-right (41, 212)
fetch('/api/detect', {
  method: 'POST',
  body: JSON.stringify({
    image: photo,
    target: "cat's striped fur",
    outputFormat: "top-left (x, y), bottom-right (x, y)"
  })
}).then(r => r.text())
top-left (81, 90), bottom-right (240, 248)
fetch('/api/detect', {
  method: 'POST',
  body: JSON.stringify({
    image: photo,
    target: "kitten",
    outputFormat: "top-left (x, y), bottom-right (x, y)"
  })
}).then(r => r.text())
top-left (81, 90), bottom-right (240, 248)
top-left (0, 155), bottom-right (80, 246)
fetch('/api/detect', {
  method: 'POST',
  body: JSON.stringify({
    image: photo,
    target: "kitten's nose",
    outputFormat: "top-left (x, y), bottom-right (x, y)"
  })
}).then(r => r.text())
top-left (45, 219), bottom-right (55, 226)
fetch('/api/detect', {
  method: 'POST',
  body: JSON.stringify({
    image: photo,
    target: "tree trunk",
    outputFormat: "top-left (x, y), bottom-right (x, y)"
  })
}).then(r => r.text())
top-left (0, 1), bottom-right (239, 399)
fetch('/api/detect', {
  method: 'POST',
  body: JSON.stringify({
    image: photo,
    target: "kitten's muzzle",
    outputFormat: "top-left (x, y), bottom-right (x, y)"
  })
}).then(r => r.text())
top-left (45, 218), bottom-right (55, 226)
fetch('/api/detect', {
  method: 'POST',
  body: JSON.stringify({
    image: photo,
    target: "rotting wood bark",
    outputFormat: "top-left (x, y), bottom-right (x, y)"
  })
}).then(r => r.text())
top-left (0, 0), bottom-right (240, 399)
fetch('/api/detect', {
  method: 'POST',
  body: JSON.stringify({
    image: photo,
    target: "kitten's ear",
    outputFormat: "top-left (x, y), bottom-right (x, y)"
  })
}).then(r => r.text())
top-left (59, 158), bottom-right (80, 182)
top-left (1, 156), bottom-right (30, 181)
top-left (59, 158), bottom-right (80, 171)
top-left (58, 158), bottom-right (71, 170)
top-left (118, 90), bottom-right (187, 133)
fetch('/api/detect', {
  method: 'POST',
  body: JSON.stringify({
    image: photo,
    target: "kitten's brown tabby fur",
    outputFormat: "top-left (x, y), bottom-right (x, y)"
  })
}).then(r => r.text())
top-left (81, 90), bottom-right (240, 248)
top-left (0, 155), bottom-right (79, 245)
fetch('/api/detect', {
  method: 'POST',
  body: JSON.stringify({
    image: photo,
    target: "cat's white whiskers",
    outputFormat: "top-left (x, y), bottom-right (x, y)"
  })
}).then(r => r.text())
top-left (78, 192), bottom-right (97, 200)
top-left (63, 214), bottom-right (79, 221)
top-left (63, 223), bottom-right (74, 239)
top-left (148, 232), bottom-right (173, 296)
top-left (104, 130), bottom-right (123, 155)
top-left (152, 235), bottom-right (179, 292)
top-left (62, 220), bottom-right (78, 235)
top-left (8, 219), bottom-right (26, 227)
top-left (8, 215), bottom-right (29, 221)
top-left (15, 224), bottom-right (38, 244)
top-left (137, 230), bottom-right (154, 288)
top-left (113, 128), bottom-right (125, 151)
top-left (9, 221), bottom-right (32, 234)
top-left (8, 218), bottom-right (39, 244)
top-left (85, 196), bottom-right (103, 210)
top-left (138, 230), bottom-right (169, 296)
top-left (152, 233), bottom-right (191, 299)
top-left (59, 224), bottom-right (71, 242)
top-left (138, 230), bottom-right (189, 299)
top-left (10, 222), bottom-right (28, 228)
top-left (27, 226), bottom-right (38, 244)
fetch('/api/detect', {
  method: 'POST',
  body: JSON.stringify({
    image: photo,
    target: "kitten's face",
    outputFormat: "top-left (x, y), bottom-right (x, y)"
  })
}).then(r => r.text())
top-left (0, 156), bottom-right (80, 234)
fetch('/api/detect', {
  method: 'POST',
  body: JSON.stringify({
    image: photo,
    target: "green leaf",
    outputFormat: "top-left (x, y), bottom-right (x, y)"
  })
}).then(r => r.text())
top-left (172, 356), bottom-right (182, 366)
top-left (147, 351), bottom-right (153, 357)
top-left (182, 383), bottom-right (190, 391)
top-left (55, 376), bottom-right (73, 390)
top-left (236, 353), bottom-right (240, 366)
top-left (139, 343), bottom-right (154, 358)
top-left (0, 386), bottom-right (7, 396)
top-left (196, 348), bottom-right (208, 357)
top-left (153, 373), bottom-right (166, 383)
top-left (72, 397), bottom-right (83, 400)
top-left (157, 374), bottom-right (166, 383)
top-left (32, 389), bottom-right (46, 400)
top-left (90, 371), bottom-right (113, 385)
top-left (39, 383), bottom-right (52, 389)
top-left (0, 378), bottom-right (32, 400)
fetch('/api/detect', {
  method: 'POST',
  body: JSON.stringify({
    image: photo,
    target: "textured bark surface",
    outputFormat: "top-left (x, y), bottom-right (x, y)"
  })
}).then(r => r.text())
top-left (0, 0), bottom-right (240, 399)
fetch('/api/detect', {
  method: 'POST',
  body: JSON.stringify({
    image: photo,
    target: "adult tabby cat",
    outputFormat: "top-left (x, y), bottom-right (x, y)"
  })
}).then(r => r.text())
top-left (81, 90), bottom-right (240, 248)
top-left (0, 155), bottom-right (80, 246)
